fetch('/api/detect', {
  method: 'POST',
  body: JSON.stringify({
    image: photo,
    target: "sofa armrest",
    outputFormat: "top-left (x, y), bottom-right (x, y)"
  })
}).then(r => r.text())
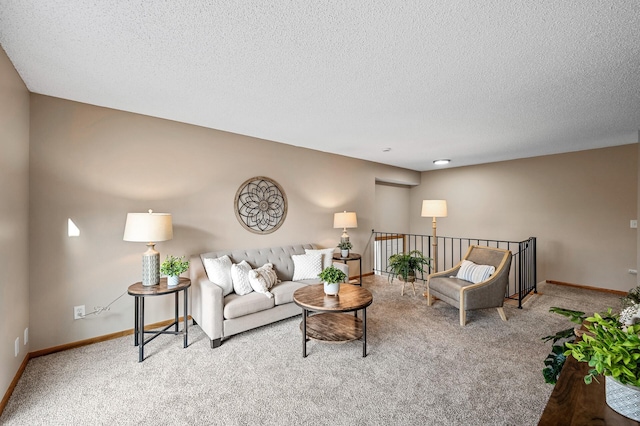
top-left (332, 261), bottom-right (350, 282)
top-left (189, 255), bottom-right (224, 342)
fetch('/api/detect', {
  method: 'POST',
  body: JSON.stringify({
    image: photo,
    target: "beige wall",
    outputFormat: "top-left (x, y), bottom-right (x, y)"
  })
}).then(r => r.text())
top-left (410, 145), bottom-right (638, 292)
top-left (374, 182), bottom-right (412, 234)
top-left (0, 48), bottom-right (30, 398)
top-left (28, 94), bottom-right (420, 351)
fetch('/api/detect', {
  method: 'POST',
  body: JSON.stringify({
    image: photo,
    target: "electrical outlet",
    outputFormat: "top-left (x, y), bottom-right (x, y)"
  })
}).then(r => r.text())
top-left (631, 220), bottom-right (638, 229)
top-left (24, 327), bottom-right (28, 345)
top-left (629, 269), bottom-right (638, 275)
top-left (74, 305), bottom-right (85, 320)
top-left (14, 337), bottom-right (19, 357)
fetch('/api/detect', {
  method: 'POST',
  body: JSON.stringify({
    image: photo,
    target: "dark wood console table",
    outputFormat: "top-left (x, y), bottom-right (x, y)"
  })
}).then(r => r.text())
top-left (539, 351), bottom-right (640, 425)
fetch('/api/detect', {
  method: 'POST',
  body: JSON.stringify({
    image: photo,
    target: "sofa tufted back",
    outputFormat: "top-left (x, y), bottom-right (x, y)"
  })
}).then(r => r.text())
top-left (199, 244), bottom-right (317, 282)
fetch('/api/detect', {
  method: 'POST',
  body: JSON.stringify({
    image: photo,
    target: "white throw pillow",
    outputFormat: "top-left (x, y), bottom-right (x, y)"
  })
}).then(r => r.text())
top-left (203, 255), bottom-right (234, 296)
top-left (456, 260), bottom-right (496, 284)
top-left (231, 261), bottom-right (254, 295)
top-left (292, 253), bottom-right (322, 281)
top-left (248, 263), bottom-right (280, 298)
top-left (305, 248), bottom-right (336, 269)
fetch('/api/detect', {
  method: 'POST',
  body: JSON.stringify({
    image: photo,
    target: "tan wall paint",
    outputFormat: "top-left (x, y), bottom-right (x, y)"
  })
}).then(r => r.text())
top-left (28, 94), bottom-right (420, 351)
top-left (410, 145), bottom-right (638, 292)
top-left (0, 47), bottom-right (30, 396)
top-left (374, 182), bottom-right (412, 234)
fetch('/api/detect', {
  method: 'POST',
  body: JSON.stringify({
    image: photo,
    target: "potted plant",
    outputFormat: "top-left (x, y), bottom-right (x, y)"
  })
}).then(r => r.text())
top-left (318, 265), bottom-right (347, 296)
top-left (541, 307), bottom-right (587, 384)
top-left (386, 250), bottom-right (430, 284)
top-left (337, 241), bottom-right (352, 258)
top-left (160, 255), bottom-right (190, 287)
top-left (564, 308), bottom-right (640, 420)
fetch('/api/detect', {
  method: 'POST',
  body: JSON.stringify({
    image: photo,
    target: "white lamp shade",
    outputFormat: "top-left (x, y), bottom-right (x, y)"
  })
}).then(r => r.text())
top-left (421, 200), bottom-right (448, 218)
top-left (333, 211), bottom-right (358, 229)
top-left (123, 211), bottom-right (173, 242)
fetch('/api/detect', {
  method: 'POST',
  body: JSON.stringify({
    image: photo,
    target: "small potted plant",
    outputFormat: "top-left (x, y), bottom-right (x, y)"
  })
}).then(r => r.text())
top-left (564, 308), bottom-right (640, 420)
top-left (337, 241), bottom-right (353, 258)
top-left (318, 265), bottom-right (347, 296)
top-left (160, 255), bottom-right (190, 287)
top-left (386, 250), bottom-right (430, 284)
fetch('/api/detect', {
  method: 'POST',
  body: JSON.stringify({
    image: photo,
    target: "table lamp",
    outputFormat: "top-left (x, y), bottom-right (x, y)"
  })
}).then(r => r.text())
top-left (333, 211), bottom-right (357, 244)
top-left (123, 209), bottom-right (173, 286)
top-left (421, 200), bottom-right (447, 273)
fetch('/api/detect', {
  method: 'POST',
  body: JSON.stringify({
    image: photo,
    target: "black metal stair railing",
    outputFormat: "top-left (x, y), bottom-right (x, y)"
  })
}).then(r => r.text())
top-left (372, 231), bottom-right (537, 308)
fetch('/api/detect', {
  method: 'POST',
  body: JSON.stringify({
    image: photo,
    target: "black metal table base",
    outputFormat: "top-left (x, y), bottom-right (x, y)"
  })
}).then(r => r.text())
top-left (301, 308), bottom-right (368, 358)
top-left (133, 289), bottom-right (189, 362)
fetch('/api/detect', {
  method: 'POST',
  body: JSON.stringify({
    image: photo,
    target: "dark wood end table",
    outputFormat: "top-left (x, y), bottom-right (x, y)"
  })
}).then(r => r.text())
top-left (127, 277), bottom-right (190, 362)
top-left (332, 252), bottom-right (362, 286)
top-left (293, 284), bottom-right (373, 357)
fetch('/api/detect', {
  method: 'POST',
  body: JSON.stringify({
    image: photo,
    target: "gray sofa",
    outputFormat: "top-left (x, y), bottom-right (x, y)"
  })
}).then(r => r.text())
top-left (189, 243), bottom-right (347, 348)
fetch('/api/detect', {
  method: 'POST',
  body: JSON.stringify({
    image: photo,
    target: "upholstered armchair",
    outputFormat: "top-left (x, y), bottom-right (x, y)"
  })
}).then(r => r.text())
top-left (426, 245), bottom-right (512, 326)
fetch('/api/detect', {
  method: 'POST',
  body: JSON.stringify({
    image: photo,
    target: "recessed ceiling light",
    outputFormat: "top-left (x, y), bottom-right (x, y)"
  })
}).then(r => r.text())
top-left (433, 159), bottom-right (451, 165)
top-left (382, 148), bottom-right (391, 152)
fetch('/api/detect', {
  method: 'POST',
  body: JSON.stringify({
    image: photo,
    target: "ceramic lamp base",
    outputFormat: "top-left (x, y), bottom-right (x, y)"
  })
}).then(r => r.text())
top-left (142, 243), bottom-right (160, 286)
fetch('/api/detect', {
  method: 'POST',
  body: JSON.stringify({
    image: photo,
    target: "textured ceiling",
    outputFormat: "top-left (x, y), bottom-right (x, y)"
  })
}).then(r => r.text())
top-left (1, 1), bottom-right (639, 171)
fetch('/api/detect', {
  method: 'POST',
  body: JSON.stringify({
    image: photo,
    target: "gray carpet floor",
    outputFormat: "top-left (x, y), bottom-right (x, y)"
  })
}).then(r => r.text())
top-left (1, 276), bottom-right (623, 425)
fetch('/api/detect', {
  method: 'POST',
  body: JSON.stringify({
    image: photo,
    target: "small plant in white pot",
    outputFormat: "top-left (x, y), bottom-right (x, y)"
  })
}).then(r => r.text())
top-left (337, 241), bottom-right (352, 258)
top-left (160, 255), bottom-right (189, 287)
top-left (565, 308), bottom-right (640, 420)
top-left (318, 265), bottom-right (347, 296)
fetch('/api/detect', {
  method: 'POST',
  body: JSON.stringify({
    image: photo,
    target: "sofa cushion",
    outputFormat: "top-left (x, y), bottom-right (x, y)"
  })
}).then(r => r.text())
top-left (231, 261), bottom-right (253, 295)
top-left (248, 263), bottom-right (279, 298)
top-left (223, 292), bottom-right (276, 319)
top-left (305, 248), bottom-right (335, 269)
top-left (203, 255), bottom-right (234, 296)
top-left (292, 253), bottom-right (322, 281)
top-left (456, 260), bottom-right (495, 284)
top-left (271, 280), bottom-right (309, 305)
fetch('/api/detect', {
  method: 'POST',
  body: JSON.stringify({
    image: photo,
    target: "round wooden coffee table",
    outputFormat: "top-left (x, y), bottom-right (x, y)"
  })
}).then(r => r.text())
top-left (293, 284), bottom-right (373, 357)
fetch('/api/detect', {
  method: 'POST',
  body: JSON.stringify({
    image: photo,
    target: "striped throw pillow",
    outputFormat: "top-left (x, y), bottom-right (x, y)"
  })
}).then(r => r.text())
top-left (456, 260), bottom-right (495, 284)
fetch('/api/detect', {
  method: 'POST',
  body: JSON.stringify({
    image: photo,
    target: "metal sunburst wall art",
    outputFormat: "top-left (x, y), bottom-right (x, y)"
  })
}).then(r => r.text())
top-left (234, 176), bottom-right (288, 234)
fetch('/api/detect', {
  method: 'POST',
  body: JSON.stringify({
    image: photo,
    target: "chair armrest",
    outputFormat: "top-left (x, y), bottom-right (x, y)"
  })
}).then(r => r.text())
top-left (427, 264), bottom-right (461, 282)
top-left (189, 255), bottom-right (224, 341)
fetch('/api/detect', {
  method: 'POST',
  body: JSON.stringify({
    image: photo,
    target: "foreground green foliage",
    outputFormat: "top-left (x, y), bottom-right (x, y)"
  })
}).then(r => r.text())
top-left (541, 307), bottom-right (586, 384)
top-left (565, 310), bottom-right (640, 387)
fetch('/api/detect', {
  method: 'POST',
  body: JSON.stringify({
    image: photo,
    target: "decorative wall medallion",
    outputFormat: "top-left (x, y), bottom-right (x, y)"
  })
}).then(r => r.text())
top-left (234, 176), bottom-right (287, 234)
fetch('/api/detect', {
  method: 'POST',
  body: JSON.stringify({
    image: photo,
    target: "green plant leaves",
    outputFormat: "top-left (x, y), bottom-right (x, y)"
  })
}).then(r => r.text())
top-left (318, 265), bottom-right (347, 284)
top-left (543, 344), bottom-right (568, 384)
top-left (387, 250), bottom-right (431, 282)
top-left (160, 255), bottom-right (189, 276)
top-left (564, 309), bottom-right (640, 387)
top-left (548, 307), bottom-right (586, 324)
